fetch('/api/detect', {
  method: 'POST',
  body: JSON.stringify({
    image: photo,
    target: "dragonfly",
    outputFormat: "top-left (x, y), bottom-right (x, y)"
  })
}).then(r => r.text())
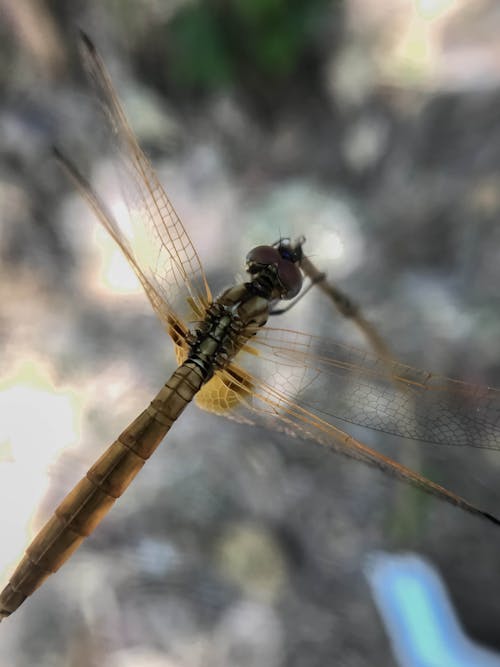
top-left (1, 32), bottom-right (499, 621)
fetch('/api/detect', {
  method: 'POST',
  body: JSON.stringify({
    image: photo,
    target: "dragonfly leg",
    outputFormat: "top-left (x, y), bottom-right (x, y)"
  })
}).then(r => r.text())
top-left (269, 277), bottom-right (320, 315)
top-left (278, 249), bottom-right (393, 363)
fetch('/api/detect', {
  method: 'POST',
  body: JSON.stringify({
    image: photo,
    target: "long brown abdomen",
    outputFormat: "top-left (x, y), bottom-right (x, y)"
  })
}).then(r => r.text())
top-left (0, 361), bottom-right (205, 620)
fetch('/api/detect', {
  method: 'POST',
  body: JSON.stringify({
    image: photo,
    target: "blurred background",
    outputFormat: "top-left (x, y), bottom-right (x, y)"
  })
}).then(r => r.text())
top-left (1, 0), bottom-right (500, 665)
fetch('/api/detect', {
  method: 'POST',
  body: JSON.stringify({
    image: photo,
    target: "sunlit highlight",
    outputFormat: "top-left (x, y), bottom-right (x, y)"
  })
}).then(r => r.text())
top-left (355, 0), bottom-right (463, 89)
top-left (415, 0), bottom-right (455, 21)
top-left (91, 199), bottom-right (141, 295)
top-left (0, 359), bottom-right (81, 583)
top-left (390, 13), bottom-right (437, 83)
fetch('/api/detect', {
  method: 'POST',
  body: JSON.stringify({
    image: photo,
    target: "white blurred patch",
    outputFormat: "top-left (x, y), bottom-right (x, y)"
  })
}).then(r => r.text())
top-left (0, 358), bottom-right (81, 582)
top-left (210, 600), bottom-right (284, 667)
top-left (242, 181), bottom-right (365, 282)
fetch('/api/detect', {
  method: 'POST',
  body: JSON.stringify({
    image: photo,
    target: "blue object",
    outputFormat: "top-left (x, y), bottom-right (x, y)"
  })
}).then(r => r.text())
top-left (364, 552), bottom-right (500, 667)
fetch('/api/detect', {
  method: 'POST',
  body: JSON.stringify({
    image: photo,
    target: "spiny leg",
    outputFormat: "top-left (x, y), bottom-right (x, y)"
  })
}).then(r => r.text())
top-left (269, 237), bottom-right (393, 363)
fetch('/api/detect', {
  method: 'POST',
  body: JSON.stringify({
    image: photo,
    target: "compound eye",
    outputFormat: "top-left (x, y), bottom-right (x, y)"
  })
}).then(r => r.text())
top-left (246, 245), bottom-right (302, 299)
top-left (276, 259), bottom-right (302, 299)
top-left (246, 245), bottom-right (281, 268)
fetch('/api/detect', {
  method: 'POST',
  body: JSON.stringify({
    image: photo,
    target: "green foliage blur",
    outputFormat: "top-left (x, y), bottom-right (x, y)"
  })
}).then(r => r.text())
top-left (164, 0), bottom-right (333, 89)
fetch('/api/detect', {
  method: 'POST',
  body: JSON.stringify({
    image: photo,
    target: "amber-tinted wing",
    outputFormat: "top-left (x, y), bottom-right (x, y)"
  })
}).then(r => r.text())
top-left (195, 327), bottom-right (500, 524)
top-left (77, 32), bottom-right (211, 329)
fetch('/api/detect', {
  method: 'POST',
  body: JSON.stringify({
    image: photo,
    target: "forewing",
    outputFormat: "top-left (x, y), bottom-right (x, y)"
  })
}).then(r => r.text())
top-left (195, 341), bottom-right (500, 525)
top-left (78, 33), bottom-right (211, 327)
top-left (55, 149), bottom-right (191, 339)
top-left (238, 327), bottom-right (500, 450)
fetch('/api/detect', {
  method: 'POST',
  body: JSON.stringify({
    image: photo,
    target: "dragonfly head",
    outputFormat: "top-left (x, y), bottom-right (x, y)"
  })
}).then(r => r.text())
top-left (246, 237), bottom-right (304, 300)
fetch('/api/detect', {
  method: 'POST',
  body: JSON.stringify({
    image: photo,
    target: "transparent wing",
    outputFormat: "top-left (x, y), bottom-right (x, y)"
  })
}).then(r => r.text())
top-left (195, 336), bottom-right (500, 525)
top-left (54, 148), bottom-right (191, 339)
top-left (237, 327), bottom-right (500, 450)
top-left (78, 32), bottom-right (211, 326)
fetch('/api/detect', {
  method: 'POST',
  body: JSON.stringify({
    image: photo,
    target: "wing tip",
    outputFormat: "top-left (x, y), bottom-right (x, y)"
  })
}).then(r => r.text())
top-left (52, 145), bottom-right (70, 171)
top-left (482, 510), bottom-right (500, 528)
top-left (52, 146), bottom-right (82, 183)
top-left (78, 29), bottom-right (95, 54)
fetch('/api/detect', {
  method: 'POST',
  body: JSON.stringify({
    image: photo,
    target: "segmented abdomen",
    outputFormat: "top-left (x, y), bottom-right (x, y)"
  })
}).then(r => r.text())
top-left (0, 361), bottom-right (205, 619)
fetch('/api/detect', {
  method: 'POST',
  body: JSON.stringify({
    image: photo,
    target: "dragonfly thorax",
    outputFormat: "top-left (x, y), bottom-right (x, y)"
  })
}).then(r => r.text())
top-left (187, 284), bottom-right (270, 378)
